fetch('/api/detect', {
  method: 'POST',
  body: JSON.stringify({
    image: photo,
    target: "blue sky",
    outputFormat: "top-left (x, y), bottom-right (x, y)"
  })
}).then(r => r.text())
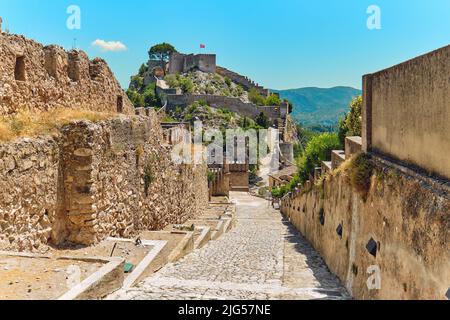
top-left (1, 0), bottom-right (449, 90)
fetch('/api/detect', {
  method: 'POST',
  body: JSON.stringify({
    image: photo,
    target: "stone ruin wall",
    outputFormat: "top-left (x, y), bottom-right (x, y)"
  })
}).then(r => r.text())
top-left (0, 114), bottom-right (209, 251)
top-left (0, 33), bottom-right (134, 115)
top-left (0, 137), bottom-right (60, 251)
top-left (281, 160), bottom-right (450, 300)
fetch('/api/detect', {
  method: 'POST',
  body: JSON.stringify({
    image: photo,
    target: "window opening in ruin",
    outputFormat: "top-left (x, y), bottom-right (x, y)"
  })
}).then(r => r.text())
top-left (366, 238), bottom-right (378, 257)
top-left (319, 208), bottom-right (325, 226)
top-left (336, 224), bottom-right (343, 239)
top-left (14, 56), bottom-right (26, 81)
top-left (117, 96), bottom-right (124, 113)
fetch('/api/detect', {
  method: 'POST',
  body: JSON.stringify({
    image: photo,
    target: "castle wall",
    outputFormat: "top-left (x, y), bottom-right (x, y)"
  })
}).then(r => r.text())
top-left (169, 53), bottom-right (216, 74)
top-left (216, 66), bottom-right (270, 97)
top-left (0, 113), bottom-right (209, 250)
top-left (363, 45), bottom-right (450, 180)
top-left (281, 159), bottom-right (450, 300)
top-left (166, 94), bottom-right (282, 124)
top-left (168, 52), bottom-right (185, 74)
top-left (0, 33), bottom-right (134, 115)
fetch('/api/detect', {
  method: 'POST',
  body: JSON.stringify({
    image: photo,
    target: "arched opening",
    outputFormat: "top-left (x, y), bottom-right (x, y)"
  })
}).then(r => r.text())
top-left (14, 56), bottom-right (26, 81)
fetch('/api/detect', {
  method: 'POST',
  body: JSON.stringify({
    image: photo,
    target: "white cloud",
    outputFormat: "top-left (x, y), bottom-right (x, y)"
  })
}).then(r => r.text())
top-left (91, 39), bottom-right (127, 52)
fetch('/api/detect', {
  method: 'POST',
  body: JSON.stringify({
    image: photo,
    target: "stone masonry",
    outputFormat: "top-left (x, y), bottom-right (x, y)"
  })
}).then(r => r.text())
top-left (0, 113), bottom-right (209, 250)
top-left (0, 32), bottom-right (134, 115)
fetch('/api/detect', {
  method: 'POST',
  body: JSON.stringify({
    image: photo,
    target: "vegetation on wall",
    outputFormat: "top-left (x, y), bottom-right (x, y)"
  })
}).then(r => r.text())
top-left (347, 152), bottom-right (374, 200)
top-left (248, 89), bottom-right (282, 106)
top-left (143, 160), bottom-right (155, 197)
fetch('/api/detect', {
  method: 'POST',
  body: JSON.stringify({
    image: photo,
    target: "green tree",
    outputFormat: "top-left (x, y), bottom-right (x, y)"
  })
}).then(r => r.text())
top-left (148, 43), bottom-right (177, 74)
top-left (338, 96), bottom-right (362, 145)
top-left (138, 63), bottom-right (147, 76)
top-left (297, 133), bottom-right (341, 183)
top-left (255, 112), bottom-right (269, 129)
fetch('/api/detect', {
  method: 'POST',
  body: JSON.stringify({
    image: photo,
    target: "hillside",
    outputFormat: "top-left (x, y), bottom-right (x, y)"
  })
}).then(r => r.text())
top-left (273, 87), bottom-right (362, 126)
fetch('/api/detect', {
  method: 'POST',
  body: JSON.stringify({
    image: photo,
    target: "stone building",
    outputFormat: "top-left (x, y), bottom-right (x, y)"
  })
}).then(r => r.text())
top-left (168, 52), bottom-right (216, 74)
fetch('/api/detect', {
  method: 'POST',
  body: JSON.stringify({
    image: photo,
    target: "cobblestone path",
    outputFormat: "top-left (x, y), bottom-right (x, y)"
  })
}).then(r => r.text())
top-left (109, 192), bottom-right (350, 300)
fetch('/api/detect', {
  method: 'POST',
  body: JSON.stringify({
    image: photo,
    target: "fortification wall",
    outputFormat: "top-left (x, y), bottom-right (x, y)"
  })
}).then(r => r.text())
top-left (363, 45), bottom-right (450, 180)
top-left (0, 113), bottom-right (209, 250)
top-left (0, 33), bottom-right (134, 115)
top-left (166, 94), bottom-right (282, 123)
top-left (281, 158), bottom-right (450, 300)
top-left (168, 53), bottom-right (216, 74)
top-left (216, 66), bottom-right (269, 97)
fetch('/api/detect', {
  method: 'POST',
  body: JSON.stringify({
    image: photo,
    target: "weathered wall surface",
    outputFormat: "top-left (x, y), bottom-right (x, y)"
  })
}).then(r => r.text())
top-left (0, 33), bottom-right (134, 115)
top-left (168, 53), bottom-right (216, 74)
top-left (363, 45), bottom-right (450, 180)
top-left (0, 114), bottom-right (209, 250)
top-left (281, 158), bottom-right (450, 300)
top-left (0, 137), bottom-right (60, 251)
top-left (56, 115), bottom-right (209, 245)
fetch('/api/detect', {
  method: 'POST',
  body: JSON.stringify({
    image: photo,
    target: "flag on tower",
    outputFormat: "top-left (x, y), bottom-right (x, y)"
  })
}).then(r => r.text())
top-left (200, 44), bottom-right (206, 49)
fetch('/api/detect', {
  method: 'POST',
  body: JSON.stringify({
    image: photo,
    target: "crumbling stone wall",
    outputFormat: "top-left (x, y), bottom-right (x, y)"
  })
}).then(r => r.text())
top-left (281, 158), bottom-right (450, 300)
top-left (56, 115), bottom-right (209, 245)
top-left (0, 33), bottom-right (134, 115)
top-left (0, 137), bottom-right (60, 251)
top-left (0, 113), bottom-right (208, 250)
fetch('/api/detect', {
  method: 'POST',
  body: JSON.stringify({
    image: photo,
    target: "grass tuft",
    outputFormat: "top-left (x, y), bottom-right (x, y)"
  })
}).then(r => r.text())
top-left (348, 152), bottom-right (374, 200)
top-left (0, 108), bottom-right (115, 143)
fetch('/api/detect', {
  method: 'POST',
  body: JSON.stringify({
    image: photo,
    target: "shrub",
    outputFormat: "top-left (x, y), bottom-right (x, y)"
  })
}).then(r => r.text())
top-left (179, 77), bottom-right (194, 94)
top-left (164, 74), bottom-right (179, 88)
top-left (265, 94), bottom-right (282, 106)
top-left (255, 112), bottom-right (269, 129)
top-left (224, 77), bottom-right (232, 87)
top-left (248, 88), bottom-right (266, 105)
top-left (298, 133), bottom-right (341, 183)
top-left (338, 96), bottom-right (362, 145)
top-left (232, 85), bottom-right (244, 97)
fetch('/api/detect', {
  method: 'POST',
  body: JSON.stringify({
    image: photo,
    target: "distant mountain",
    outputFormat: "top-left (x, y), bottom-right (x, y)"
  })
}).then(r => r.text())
top-left (273, 86), bottom-right (362, 126)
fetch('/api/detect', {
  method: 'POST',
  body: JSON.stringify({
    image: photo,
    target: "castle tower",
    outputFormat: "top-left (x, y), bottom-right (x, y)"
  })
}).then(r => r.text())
top-left (0, 17), bottom-right (3, 33)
